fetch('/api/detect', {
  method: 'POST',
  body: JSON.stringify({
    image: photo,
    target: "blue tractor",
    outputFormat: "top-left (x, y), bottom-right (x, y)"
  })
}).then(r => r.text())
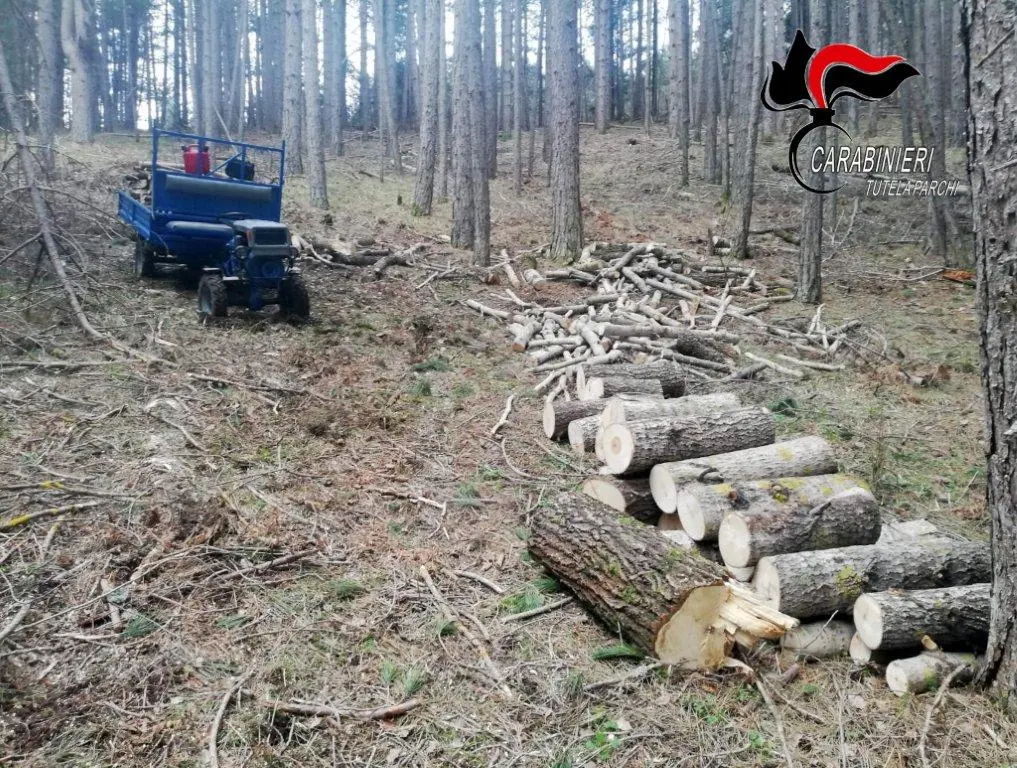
top-left (117, 130), bottom-right (309, 321)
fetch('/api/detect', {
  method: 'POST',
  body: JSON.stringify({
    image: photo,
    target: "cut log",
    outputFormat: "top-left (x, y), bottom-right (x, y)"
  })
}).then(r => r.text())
top-left (602, 392), bottom-right (740, 427)
top-left (511, 321), bottom-right (541, 352)
top-left (718, 485), bottom-right (880, 566)
top-left (529, 494), bottom-right (797, 669)
top-left (781, 620), bottom-right (855, 658)
top-left (752, 539), bottom-right (992, 619)
top-left (581, 359), bottom-right (687, 397)
top-left (649, 436), bottom-right (837, 513)
top-left (594, 323), bottom-right (727, 363)
top-left (679, 471), bottom-right (870, 545)
top-left (726, 565), bottom-right (755, 583)
top-left (580, 376), bottom-right (664, 402)
top-left (658, 522), bottom-right (722, 562)
top-left (602, 406), bottom-right (775, 475)
top-left (568, 415), bottom-right (601, 454)
top-left (583, 476), bottom-right (659, 524)
top-left (543, 398), bottom-right (609, 440)
top-left (853, 583), bottom-right (991, 651)
top-left (679, 473), bottom-right (870, 544)
top-left (849, 633), bottom-right (900, 667)
top-left (884, 651), bottom-right (981, 696)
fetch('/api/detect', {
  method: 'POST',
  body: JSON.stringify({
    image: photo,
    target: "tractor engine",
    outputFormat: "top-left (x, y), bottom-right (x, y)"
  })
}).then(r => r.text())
top-left (228, 220), bottom-right (296, 311)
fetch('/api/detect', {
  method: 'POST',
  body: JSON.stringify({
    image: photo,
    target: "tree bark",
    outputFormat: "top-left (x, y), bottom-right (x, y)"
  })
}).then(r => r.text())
top-left (854, 583), bottom-right (990, 652)
top-left (667, 0), bottom-right (689, 185)
top-left (678, 473), bottom-right (869, 542)
top-left (324, 0), bottom-right (346, 155)
top-left (465, 0), bottom-right (490, 264)
top-left (568, 414), bottom-right (602, 454)
top-left (594, 0), bottom-right (610, 132)
top-left (781, 619), bottom-right (855, 658)
top-left (580, 376), bottom-right (664, 402)
top-left (62, 0), bottom-right (97, 142)
top-left (968, 0), bottom-right (1017, 703)
top-left (583, 359), bottom-right (687, 398)
top-left (283, 0), bottom-right (304, 174)
top-left (437, 0), bottom-right (449, 198)
top-left (451, 0), bottom-right (475, 248)
top-left (358, 0), bottom-right (372, 132)
top-left (36, 0), bottom-right (61, 165)
top-left (733, 0), bottom-right (763, 259)
top-left (583, 475), bottom-right (659, 524)
top-left (650, 435), bottom-right (837, 514)
top-left (513, 0), bottom-right (524, 195)
top-left (302, 0), bottom-right (329, 208)
top-left (547, 0), bottom-right (583, 263)
top-left (718, 486), bottom-right (880, 567)
top-left (413, 0), bottom-right (441, 215)
top-left (752, 539), bottom-right (992, 619)
top-left (373, 0), bottom-right (402, 170)
top-left (529, 493), bottom-right (796, 668)
top-left (885, 651), bottom-right (981, 696)
top-left (602, 392), bottom-right (740, 427)
top-left (602, 405), bottom-right (775, 475)
top-left (482, 0), bottom-right (497, 176)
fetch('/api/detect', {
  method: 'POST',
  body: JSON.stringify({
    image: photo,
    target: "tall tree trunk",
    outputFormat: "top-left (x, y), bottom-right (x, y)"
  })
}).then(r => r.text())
top-left (547, 0), bottom-right (582, 263)
top-left (466, 0), bottom-right (490, 264)
top-left (797, 0), bottom-right (824, 305)
top-left (437, 0), bottom-right (449, 198)
top-left (202, 0), bottom-right (221, 135)
top-left (359, 0), bottom-right (372, 133)
top-left (37, 0), bottom-right (61, 165)
top-left (865, 0), bottom-right (879, 136)
top-left (668, 0), bottom-right (689, 184)
top-left (922, 0), bottom-right (951, 262)
top-left (373, 0), bottom-right (402, 170)
top-left (513, 0), bottom-right (524, 194)
top-left (968, 0), bottom-right (1017, 706)
top-left (283, 0), bottom-right (304, 173)
top-left (500, 0), bottom-right (511, 132)
top-left (595, 0), bottom-right (610, 132)
top-left (405, 0), bottom-right (420, 126)
top-left (413, 0), bottom-right (441, 215)
top-left (303, 0), bottom-right (329, 208)
top-left (451, 0), bottom-right (475, 248)
top-left (734, 0), bottom-right (763, 259)
top-left (62, 0), bottom-right (96, 142)
top-left (483, 0), bottom-right (497, 176)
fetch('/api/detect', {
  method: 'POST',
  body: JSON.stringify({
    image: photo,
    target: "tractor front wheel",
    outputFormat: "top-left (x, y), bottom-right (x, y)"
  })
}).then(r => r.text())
top-left (279, 274), bottom-right (310, 320)
top-left (197, 274), bottom-right (229, 321)
top-left (133, 240), bottom-right (156, 278)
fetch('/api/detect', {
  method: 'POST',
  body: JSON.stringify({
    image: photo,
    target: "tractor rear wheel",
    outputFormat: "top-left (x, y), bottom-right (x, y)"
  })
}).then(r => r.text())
top-left (133, 240), bottom-right (156, 278)
top-left (197, 274), bottom-right (229, 320)
top-left (279, 274), bottom-right (310, 320)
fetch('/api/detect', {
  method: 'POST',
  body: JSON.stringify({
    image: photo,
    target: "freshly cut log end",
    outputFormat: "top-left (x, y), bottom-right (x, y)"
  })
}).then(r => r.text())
top-left (726, 565), bottom-right (755, 583)
top-left (752, 539), bottom-right (991, 619)
top-left (602, 406), bottom-right (776, 475)
top-left (718, 485), bottom-right (879, 567)
top-left (581, 376), bottom-right (664, 402)
top-left (781, 620), bottom-right (854, 658)
top-left (529, 493), bottom-right (795, 669)
top-left (659, 525), bottom-right (721, 562)
top-left (650, 435), bottom-right (836, 513)
top-left (543, 398), bottom-right (609, 440)
top-left (853, 583), bottom-right (991, 651)
top-left (849, 632), bottom-right (900, 667)
top-left (602, 392), bottom-right (741, 429)
top-left (568, 415), bottom-right (600, 454)
top-left (582, 476), bottom-right (659, 525)
top-left (885, 652), bottom-right (981, 696)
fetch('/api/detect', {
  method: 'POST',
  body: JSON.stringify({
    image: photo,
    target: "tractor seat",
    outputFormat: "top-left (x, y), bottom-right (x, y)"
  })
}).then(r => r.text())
top-left (164, 221), bottom-right (235, 239)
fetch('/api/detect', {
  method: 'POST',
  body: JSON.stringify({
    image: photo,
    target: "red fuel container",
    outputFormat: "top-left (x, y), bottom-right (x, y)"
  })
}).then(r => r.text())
top-left (182, 144), bottom-right (210, 174)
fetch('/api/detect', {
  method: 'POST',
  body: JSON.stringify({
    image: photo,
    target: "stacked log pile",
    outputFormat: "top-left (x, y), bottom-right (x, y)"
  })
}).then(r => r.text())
top-left (475, 243), bottom-right (989, 685)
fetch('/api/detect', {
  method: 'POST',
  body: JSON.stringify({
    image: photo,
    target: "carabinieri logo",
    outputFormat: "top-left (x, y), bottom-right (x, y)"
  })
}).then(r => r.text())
top-left (762, 30), bottom-right (920, 194)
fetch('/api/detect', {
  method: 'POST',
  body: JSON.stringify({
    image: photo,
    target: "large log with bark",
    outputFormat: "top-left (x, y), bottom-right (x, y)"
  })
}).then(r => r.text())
top-left (568, 415), bottom-right (601, 454)
top-left (578, 359), bottom-right (687, 397)
top-left (601, 392), bottom-right (741, 427)
top-left (543, 398), bottom-right (611, 440)
top-left (752, 539), bottom-right (992, 619)
top-left (529, 494), bottom-right (797, 668)
top-left (853, 584), bottom-right (991, 651)
top-left (582, 476), bottom-right (659, 524)
top-left (649, 436), bottom-right (837, 513)
top-left (676, 473), bottom-right (869, 544)
top-left (580, 376), bottom-right (665, 401)
top-left (601, 406), bottom-right (775, 475)
top-left (595, 323), bottom-right (727, 362)
top-left (884, 651), bottom-right (982, 696)
top-left (717, 485), bottom-right (880, 566)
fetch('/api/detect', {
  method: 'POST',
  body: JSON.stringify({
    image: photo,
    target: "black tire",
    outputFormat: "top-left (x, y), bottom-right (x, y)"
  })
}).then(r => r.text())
top-left (279, 273), bottom-right (310, 320)
top-left (133, 239), bottom-right (156, 278)
top-left (197, 274), bottom-right (229, 320)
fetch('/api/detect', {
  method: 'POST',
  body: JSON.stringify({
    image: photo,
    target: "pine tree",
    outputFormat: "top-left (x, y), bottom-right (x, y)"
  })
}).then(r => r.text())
top-left (303, 0), bottom-right (329, 208)
top-left (547, 0), bottom-right (582, 262)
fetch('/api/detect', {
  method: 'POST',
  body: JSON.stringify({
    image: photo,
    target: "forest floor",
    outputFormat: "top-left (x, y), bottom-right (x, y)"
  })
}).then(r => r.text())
top-left (1, 123), bottom-right (1012, 768)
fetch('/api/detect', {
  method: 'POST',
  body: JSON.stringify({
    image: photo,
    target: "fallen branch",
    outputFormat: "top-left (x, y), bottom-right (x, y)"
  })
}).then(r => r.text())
top-left (501, 597), bottom-right (573, 624)
top-left (260, 697), bottom-right (421, 722)
top-left (0, 501), bottom-right (101, 531)
top-left (584, 662), bottom-right (666, 692)
top-left (490, 395), bottom-right (515, 436)
top-left (208, 673), bottom-right (253, 768)
top-left (451, 570), bottom-right (506, 594)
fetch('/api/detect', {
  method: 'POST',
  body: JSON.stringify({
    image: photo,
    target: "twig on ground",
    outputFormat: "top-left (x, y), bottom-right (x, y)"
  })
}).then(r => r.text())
top-left (215, 548), bottom-right (318, 582)
top-left (0, 602), bottom-right (31, 646)
top-left (451, 570), bottom-right (506, 594)
top-left (919, 664), bottom-right (968, 768)
top-left (208, 673), bottom-right (253, 768)
top-left (490, 394), bottom-right (515, 436)
top-left (501, 597), bottom-right (573, 624)
top-left (0, 501), bottom-right (101, 531)
top-left (260, 697), bottom-right (421, 722)
top-left (755, 678), bottom-right (796, 768)
top-left (147, 412), bottom-right (206, 451)
top-left (584, 662), bottom-right (665, 692)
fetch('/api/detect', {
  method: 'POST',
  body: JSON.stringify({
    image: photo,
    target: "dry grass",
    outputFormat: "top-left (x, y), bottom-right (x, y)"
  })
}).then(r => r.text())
top-left (0, 123), bottom-right (1010, 767)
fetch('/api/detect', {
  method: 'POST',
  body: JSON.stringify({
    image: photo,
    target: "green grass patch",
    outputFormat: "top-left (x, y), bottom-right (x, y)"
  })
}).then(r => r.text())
top-left (411, 358), bottom-right (450, 373)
